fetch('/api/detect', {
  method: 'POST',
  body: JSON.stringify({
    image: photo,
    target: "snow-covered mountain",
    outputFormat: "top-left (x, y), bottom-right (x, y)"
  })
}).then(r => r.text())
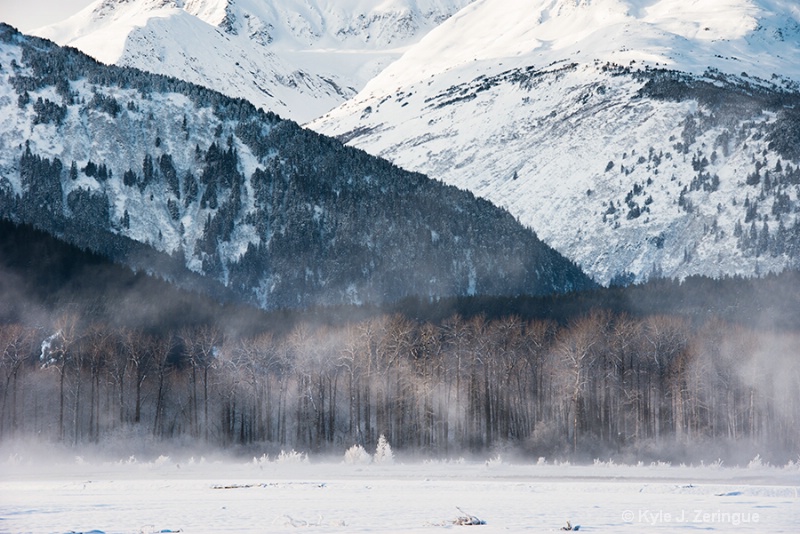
top-left (312, 0), bottom-right (800, 284)
top-left (30, 0), bottom-right (474, 123)
top-left (0, 24), bottom-right (592, 309)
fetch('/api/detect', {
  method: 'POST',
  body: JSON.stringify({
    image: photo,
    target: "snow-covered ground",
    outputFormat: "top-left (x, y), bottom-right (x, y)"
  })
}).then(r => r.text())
top-left (2, 449), bottom-right (799, 533)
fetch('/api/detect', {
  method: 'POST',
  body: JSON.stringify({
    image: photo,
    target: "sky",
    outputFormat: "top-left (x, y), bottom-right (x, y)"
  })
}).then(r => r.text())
top-left (0, 0), bottom-right (93, 31)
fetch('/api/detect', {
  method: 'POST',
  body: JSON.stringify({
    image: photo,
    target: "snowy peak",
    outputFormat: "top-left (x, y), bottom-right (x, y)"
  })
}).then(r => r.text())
top-left (32, 0), bottom-right (474, 122)
top-left (33, 0), bottom-right (187, 65)
top-left (312, 0), bottom-right (800, 284)
top-left (193, 0), bottom-right (475, 48)
top-left (365, 0), bottom-right (800, 92)
top-left (37, 0), bottom-right (474, 50)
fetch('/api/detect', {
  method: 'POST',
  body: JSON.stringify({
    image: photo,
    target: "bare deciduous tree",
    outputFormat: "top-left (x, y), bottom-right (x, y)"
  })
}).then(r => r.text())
top-left (0, 323), bottom-right (34, 437)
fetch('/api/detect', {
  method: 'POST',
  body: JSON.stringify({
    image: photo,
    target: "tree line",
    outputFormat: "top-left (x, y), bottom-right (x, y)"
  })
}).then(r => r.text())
top-left (1, 309), bottom-right (797, 461)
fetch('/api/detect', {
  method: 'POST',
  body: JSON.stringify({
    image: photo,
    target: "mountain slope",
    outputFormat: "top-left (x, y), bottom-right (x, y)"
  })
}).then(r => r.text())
top-left (312, 0), bottom-right (800, 284)
top-left (0, 24), bottom-right (592, 310)
top-left (31, 0), bottom-right (474, 123)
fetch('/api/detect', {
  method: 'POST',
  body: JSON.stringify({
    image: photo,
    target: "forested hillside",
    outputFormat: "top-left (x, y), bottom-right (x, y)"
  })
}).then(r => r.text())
top-left (0, 23), bottom-right (591, 312)
top-left (2, 13), bottom-right (799, 465)
top-left (1, 219), bottom-right (798, 462)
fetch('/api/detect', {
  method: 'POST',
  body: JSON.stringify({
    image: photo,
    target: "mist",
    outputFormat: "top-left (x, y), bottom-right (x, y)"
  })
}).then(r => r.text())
top-left (2, 303), bottom-right (799, 466)
top-left (2, 219), bottom-right (799, 465)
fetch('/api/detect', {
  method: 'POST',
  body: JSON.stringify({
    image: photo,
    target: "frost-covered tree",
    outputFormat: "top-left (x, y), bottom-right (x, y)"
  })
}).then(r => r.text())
top-left (374, 434), bottom-right (394, 464)
top-left (344, 444), bottom-right (372, 465)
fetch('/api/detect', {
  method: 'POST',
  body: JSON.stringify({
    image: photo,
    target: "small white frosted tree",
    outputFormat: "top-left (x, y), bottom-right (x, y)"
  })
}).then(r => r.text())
top-left (374, 434), bottom-right (394, 464)
top-left (344, 444), bottom-right (372, 465)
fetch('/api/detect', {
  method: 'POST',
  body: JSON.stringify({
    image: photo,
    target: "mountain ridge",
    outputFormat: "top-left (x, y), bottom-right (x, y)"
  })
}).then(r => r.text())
top-left (23, 0), bottom-right (800, 285)
top-left (0, 23), bottom-right (592, 310)
top-left (31, 0), bottom-right (475, 123)
top-left (311, 0), bottom-right (800, 284)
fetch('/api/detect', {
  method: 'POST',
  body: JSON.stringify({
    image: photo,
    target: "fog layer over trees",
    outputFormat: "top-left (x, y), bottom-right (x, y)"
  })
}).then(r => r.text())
top-left (2, 310), bottom-right (798, 462)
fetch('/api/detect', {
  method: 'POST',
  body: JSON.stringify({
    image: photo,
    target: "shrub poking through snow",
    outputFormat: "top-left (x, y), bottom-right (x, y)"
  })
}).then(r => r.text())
top-left (374, 434), bottom-right (394, 464)
top-left (276, 449), bottom-right (308, 464)
top-left (344, 444), bottom-right (372, 465)
top-left (485, 454), bottom-right (503, 468)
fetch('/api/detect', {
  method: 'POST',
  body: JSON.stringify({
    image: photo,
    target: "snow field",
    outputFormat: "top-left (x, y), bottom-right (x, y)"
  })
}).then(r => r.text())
top-left (2, 453), bottom-right (799, 533)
